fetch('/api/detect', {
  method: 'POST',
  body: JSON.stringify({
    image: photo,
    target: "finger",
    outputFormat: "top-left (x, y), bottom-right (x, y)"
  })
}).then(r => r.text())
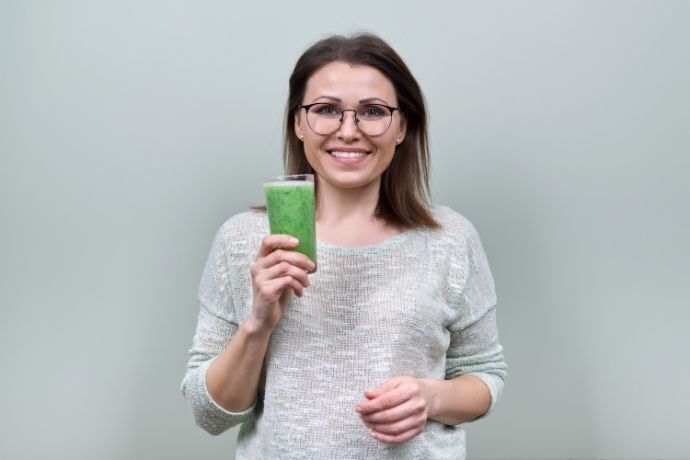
top-left (364, 378), bottom-right (401, 400)
top-left (251, 254), bottom-right (313, 289)
top-left (276, 277), bottom-right (304, 298)
top-left (255, 248), bottom-right (315, 273)
top-left (357, 385), bottom-right (409, 415)
top-left (257, 234), bottom-right (299, 259)
top-left (360, 397), bottom-right (426, 425)
top-left (369, 425), bottom-right (424, 445)
top-left (257, 261), bottom-right (310, 289)
top-left (256, 275), bottom-right (305, 303)
top-left (364, 407), bottom-right (427, 435)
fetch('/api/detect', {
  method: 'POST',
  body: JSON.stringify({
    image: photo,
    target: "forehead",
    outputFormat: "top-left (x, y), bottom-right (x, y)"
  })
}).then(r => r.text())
top-left (303, 61), bottom-right (397, 104)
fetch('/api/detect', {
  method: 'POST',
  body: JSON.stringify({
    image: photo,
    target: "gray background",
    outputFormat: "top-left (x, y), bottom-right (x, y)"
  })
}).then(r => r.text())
top-left (1, 1), bottom-right (688, 459)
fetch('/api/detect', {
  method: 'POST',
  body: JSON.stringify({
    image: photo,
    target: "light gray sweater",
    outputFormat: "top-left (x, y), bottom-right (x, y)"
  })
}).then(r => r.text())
top-left (181, 206), bottom-right (507, 459)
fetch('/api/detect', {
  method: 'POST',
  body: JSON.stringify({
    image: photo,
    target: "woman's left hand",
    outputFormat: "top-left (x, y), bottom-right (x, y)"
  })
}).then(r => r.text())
top-left (356, 376), bottom-right (432, 444)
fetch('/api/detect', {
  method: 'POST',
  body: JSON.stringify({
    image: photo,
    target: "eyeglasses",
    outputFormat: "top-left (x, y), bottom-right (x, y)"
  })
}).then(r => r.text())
top-left (298, 102), bottom-right (400, 137)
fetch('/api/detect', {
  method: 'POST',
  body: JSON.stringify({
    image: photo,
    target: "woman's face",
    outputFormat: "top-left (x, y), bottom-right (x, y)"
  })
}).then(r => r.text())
top-left (294, 61), bottom-right (406, 194)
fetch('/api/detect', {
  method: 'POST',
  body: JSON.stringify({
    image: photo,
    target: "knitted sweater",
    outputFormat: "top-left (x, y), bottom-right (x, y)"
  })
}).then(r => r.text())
top-left (181, 205), bottom-right (507, 459)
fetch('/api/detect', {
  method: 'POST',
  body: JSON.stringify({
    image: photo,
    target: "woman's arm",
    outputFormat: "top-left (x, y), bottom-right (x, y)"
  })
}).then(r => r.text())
top-left (206, 234), bottom-right (314, 411)
top-left (182, 233), bottom-right (313, 434)
top-left (358, 218), bottom-right (507, 444)
top-left (357, 304), bottom-right (506, 444)
top-left (204, 317), bottom-right (274, 412)
top-left (356, 373), bottom-right (493, 444)
top-left (424, 374), bottom-right (491, 425)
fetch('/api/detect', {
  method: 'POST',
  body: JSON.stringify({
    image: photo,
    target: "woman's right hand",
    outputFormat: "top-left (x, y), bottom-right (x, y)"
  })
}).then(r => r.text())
top-left (247, 235), bottom-right (314, 334)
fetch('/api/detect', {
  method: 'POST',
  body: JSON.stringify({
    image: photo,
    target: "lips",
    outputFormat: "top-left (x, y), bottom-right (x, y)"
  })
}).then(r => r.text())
top-left (327, 146), bottom-right (370, 158)
top-left (329, 150), bottom-right (368, 159)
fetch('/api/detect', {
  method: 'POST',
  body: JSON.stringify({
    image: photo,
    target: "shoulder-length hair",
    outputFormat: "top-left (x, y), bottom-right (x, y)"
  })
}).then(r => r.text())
top-left (284, 33), bottom-right (439, 229)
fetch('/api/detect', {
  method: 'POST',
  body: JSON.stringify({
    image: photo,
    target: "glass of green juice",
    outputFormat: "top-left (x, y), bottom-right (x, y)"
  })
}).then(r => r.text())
top-left (264, 174), bottom-right (317, 273)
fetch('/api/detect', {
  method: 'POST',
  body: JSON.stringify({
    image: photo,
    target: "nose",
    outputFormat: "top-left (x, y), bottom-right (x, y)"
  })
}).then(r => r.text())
top-left (336, 109), bottom-right (361, 140)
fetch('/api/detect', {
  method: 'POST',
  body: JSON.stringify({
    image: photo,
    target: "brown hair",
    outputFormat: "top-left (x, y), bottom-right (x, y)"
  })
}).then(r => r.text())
top-left (285, 33), bottom-right (439, 229)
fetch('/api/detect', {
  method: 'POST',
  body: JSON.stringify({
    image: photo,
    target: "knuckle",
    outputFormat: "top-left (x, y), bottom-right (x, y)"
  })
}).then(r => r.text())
top-left (276, 261), bottom-right (289, 273)
top-left (258, 285), bottom-right (273, 299)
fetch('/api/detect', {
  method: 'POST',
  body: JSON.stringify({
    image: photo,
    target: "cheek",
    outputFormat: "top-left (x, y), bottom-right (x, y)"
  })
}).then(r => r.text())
top-left (302, 140), bottom-right (324, 169)
top-left (376, 137), bottom-right (398, 159)
top-left (373, 145), bottom-right (397, 173)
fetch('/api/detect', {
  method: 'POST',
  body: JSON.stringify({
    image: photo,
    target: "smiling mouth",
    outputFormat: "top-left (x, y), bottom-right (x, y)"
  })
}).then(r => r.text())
top-left (328, 150), bottom-right (369, 159)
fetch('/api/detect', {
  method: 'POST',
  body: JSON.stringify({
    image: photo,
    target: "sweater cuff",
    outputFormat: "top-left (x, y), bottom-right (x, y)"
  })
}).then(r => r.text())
top-left (183, 358), bottom-right (256, 435)
top-left (203, 359), bottom-right (257, 418)
top-left (202, 361), bottom-right (256, 421)
top-left (468, 372), bottom-right (504, 419)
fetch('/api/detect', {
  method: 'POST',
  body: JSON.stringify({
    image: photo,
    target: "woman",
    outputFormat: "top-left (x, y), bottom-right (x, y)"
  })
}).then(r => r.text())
top-left (181, 33), bottom-right (507, 459)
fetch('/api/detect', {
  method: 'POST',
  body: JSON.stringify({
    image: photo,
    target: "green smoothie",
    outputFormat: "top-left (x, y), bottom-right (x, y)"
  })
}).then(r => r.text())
top-left (264, 178), bottom-right (317, 271)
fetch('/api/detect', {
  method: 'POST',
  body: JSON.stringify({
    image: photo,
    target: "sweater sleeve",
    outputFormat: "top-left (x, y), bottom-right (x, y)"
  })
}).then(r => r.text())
top-left (180, 222), bottom-right (256, 435)
top-left (444, 218), bottom-right (507, 417)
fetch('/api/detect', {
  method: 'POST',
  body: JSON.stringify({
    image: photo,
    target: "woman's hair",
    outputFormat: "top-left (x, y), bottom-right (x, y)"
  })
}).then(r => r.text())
top-left (284, 32), bottom-right (439, 229)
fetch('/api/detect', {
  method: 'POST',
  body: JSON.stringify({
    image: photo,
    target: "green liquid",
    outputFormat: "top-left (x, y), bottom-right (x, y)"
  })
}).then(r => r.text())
top-left (264, 181), bottom-right (317, 270)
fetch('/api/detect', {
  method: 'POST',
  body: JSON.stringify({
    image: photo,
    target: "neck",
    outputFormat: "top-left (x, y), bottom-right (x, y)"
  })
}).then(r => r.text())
top-left (314, 177), bottom-right (403, 247)
top-left (315, 179), bottom-right (380, 225)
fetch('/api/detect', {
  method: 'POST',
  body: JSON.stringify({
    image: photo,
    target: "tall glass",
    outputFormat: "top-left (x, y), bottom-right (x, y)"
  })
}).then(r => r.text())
top-left (263, 174), bottom-right (317, 272)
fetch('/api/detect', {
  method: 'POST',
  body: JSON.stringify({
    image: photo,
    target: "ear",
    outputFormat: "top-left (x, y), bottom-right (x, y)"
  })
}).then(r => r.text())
top-left (294, 111), bottom-right (305, 140)
top-left (395, 114), bottom-right (407, 145)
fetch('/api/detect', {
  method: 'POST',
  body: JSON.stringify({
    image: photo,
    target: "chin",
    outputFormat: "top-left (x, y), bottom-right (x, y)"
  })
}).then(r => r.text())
top-left (322, 174), bottom-right (380, 191)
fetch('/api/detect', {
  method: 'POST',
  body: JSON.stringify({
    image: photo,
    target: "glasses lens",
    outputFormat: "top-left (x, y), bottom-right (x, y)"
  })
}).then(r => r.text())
top-left (305, 103), bottom-right (393, 136)
top-left (357, 105), bottom-right (393, 137)
top-left (306, 104), bottom-right (341, 135)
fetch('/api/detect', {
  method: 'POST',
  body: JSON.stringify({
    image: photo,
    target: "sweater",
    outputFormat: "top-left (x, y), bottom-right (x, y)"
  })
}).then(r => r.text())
top-left (181, 205), bottom-right (507, 459)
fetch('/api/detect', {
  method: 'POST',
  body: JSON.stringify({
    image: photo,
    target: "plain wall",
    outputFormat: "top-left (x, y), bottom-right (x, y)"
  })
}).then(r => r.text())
top-left (1, 1), bottom-right (688, 459)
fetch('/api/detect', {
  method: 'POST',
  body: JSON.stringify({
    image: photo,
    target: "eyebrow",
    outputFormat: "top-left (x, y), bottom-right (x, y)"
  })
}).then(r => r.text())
top-left (309, 96), bottom-right (393, 106)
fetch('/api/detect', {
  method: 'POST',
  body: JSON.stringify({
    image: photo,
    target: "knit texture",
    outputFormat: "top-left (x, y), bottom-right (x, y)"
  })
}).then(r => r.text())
top-left (181, 205), bottom-right (507, 459)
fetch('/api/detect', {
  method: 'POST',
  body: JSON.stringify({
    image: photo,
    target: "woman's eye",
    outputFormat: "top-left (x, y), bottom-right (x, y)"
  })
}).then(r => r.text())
top-left (360, 105), bottom-right (386, 118)
top-left (314, 104), bottom-right (340, 116)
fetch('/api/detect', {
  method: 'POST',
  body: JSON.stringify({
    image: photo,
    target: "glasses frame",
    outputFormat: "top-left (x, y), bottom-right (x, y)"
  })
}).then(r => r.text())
top-left (297, 102), bottom-right (401, 137)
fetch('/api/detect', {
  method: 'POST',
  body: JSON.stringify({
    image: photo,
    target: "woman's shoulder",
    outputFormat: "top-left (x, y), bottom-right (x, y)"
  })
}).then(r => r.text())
top-left (206, 210), bottom-right (267, 262)
top-left (425, 204), bottom-right (490, 256)
top-left (429, 204), bottom-right (479, 237)
top-left (215, 209), bottom-right (268, 240)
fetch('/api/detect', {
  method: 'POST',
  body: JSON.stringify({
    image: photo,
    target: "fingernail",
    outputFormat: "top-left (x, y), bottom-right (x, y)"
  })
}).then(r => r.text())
top-left (308, 260), bottom-right (316, 270)
top-left (289, 237), bottom-right (298, 244)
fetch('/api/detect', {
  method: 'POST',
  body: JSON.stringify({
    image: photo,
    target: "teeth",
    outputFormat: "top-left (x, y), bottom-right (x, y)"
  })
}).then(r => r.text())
top-left (330, 151), bottom-right (367, 158)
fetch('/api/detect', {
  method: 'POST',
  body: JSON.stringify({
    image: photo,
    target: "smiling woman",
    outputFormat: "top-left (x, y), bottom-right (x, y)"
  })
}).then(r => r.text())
top-left (294, 61), bottom-right (405, 217)
top-left (284, 34), bottom-right (438, 233)
top-left (181, 33), bottom-right (507, 459)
